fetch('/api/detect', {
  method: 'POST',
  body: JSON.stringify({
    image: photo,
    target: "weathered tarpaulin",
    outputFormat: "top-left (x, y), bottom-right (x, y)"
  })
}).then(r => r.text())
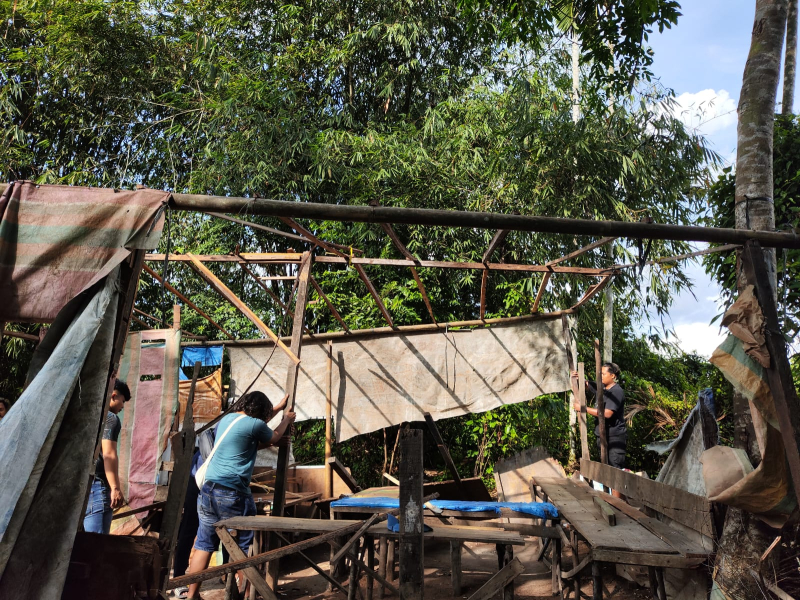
top-left (117, 329), bottom-right (181, 509)
top-left (178, 369), bottom-right (223, 423)
top-left (704, 286), bottom-right (795, 521)
top-left (0, 272), bottom-right (119, 597)
top-left (0, 181), bottom-right (167, 322)
top-left (229, 318), bottom-right (570, 442)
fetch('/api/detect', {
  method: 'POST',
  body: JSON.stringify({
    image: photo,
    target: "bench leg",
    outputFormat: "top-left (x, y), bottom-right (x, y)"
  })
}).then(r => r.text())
top-left (648, 567), bottom-right (659, 600)
top-left (450, 541), bottom-right (462, 597)
top-left (552, 534), bottom-right (561, 597)
top-left (592, 561), bottom-right (603, 600)
top-left (377, 537), bottom-right (388, 600)
top-left (367, 535), bottom-right (375, 600)
top-left (655, 567), bottom-right (667, 600)
top-left (570, 530), bottom-right (580, 600)
top-left (347, 539), bottom-right (361, 600)
top-left (387, 539), bottom-right (396, 590)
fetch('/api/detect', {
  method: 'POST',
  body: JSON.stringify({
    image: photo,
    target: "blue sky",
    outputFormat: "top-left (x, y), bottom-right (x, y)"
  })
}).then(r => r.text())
top-left (634, 1), bottom-right (791, 356)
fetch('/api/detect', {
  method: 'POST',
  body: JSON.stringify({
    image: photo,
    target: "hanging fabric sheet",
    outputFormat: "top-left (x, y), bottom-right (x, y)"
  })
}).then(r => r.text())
top-left (178, 369), bottom-right (223, 423)
top-left (229, 317), bottom-right (571, 442)
top-left (0, 181), bottom-right (167, 323)
top-left (117, 329), bottom-right (181, 509)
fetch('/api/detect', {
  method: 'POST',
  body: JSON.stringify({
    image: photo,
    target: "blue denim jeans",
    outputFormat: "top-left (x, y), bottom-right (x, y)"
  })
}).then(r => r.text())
top-left (194, 482), bottom-right (256, 553)
top-left (83, 479), bottom-right (113, 534)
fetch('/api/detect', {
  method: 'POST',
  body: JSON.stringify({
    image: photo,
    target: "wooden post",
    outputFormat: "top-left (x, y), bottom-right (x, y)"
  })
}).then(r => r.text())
top-left (423, 412), bottom-right (466, 497)
top-left (158, 361), bottom-right (200, 590)
top-left (172, 304), bottom-right (181, 330)
top-left (377, 536), bottom-right (389, 600)
top-left (577, 363), bottom-right (590, 459)
top-left (399, 429), bottom-right (424, 600)
top-left (325, 340), bottom-right (333, 498)
top-left (571, 529), bottom-right (580, 600)
top-left (742, 241), bottom-right (800, 504)
top-left (267, 251), bottom-right (313, 589)
top-left (347, 538), bottom-right (360, 600)
top-left (562, 314), bottom-right (577, 462)
top-left (594, 339), bottom-right (608, 465)
top-left (592, 561), bottom-right (603, 600)
top-left (648, 567), bottom-right (659, 600)
top-left (366, 535), bottom-right (375, 600)
top-left (450, 542), bottom-right (462, 596)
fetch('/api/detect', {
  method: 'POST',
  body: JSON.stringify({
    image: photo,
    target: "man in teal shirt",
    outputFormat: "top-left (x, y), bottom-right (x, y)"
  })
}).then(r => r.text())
top-left (186, 391), bottom-right (295, 599)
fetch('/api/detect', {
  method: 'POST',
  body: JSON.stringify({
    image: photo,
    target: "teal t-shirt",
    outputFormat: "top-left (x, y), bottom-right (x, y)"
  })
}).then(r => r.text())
top-left (204, 413), bottom-right (273, 494)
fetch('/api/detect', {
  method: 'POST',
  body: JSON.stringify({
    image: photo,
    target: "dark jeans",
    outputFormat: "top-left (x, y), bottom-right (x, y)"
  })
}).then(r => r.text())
top-left (194, 482), bottom-right (256, 554)
top-left (173, 475), bottom-right (200, 578)
top-left (83, 479), bottom-right (112, 534)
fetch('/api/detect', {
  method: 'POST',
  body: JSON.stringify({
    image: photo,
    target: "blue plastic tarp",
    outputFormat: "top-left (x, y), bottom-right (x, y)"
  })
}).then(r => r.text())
top-left (330, 497), bottom-right (559, 519)
top-left (181, 345), bottom-right (223, 368)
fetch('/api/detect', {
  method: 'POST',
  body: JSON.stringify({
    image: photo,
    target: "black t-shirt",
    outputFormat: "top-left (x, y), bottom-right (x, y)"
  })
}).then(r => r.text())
top-left (95, 411), bottom-right (122, 482)
top-left (586, 381), bottom-right (626, 440)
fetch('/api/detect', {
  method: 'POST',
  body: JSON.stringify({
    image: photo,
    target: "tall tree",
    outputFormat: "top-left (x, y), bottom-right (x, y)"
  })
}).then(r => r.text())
top-left (783, 0), bottom-right (798, 114)
top-left (714, 1), bottom-right (789, 598)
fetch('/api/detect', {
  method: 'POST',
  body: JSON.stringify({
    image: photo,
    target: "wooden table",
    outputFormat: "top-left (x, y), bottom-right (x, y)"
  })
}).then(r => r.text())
top-left (535, 477), bottom-right (711, 600)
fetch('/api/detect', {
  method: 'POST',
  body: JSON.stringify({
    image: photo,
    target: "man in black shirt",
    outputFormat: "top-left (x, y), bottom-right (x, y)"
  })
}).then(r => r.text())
top-left (572, 362), bottom-right (626, 470)
top-left (84, 379), bottom-right (130, 534)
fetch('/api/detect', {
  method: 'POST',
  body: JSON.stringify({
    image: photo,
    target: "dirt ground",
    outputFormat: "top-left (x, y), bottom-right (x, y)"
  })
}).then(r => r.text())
top-left (194, 539), bottom-right (652, 600)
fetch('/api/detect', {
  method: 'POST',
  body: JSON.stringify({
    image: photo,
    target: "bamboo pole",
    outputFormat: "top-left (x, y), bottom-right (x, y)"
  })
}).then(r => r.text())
top-left (325, 340), bottom-right (334, 498)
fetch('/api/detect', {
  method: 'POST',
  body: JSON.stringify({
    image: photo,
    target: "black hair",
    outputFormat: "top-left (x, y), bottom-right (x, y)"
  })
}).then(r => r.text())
top-left (602, 362), bottom-right (621, 380)
top-left (240, 391), bottom-right (273, 422)
top-left (0, 398), bottom-right (9, 410)
top-left (114, 379), bottom-right (131, 402)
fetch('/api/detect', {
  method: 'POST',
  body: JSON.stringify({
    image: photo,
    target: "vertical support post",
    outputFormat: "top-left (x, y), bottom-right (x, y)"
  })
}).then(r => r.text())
top-left (377, 536), bottom-right (389, 600)
top-left (592, 561), bottom-right (603, 600)
top-left (577, 363), bottom-right (590, 460)
top-left (594, 339), bottom-right (608, 465)
top-left (366, 535), bottom-right (375, 600)
top-left (347, 541), bottom-right (360, 600)
top-left (267, 252), bottom-right (312, 588)
top-left (562, 315), bottom-right (577, 463)
top-left (648, 567), bottom-right (659, 600)
top-left (450, 542), bottom-right (462, 596)
top-left (570, 529), bottom-right (580, 600)
top-left (551, 533), bottom-right (561, 596)
top-left (172, 304), bottom-right (181, 330)
top-left (399, 429), bottom-right (424, 600)
top-left (325, 339), bottom-right (333, 498)
top-left (386, 539), bottom-right (396, 588)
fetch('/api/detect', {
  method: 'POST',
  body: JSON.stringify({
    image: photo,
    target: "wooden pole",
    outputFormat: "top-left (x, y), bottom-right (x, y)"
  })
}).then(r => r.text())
top-left (172, 304), bottom-right (181, 330)
top-left (594, 339), bottom-right (608, 465)
top-left (399, 429), bottom-right (424, 600)
top-left (267, 251), bottom-right (313, 588)
top-left (423, 412), bottom-right (466, 498)
top-left (562, 315), bottom-right (577, 463)
top-left (325, 340), bottom-right (334, 498)
top-left (577, 363), bottom-right (590, 460)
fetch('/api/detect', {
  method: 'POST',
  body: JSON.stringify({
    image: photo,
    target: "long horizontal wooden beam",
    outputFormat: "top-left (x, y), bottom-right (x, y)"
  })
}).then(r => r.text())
top-left (158, 192), bottom-right (800, 248)
top-left (146, 253), bottom-right (302, 263)
top-left (142, 264), bottom-right (234, 339)
top-left (184, 254), bottom-right (300, 363)
top-left (147, 253), bottom-right (614, 275)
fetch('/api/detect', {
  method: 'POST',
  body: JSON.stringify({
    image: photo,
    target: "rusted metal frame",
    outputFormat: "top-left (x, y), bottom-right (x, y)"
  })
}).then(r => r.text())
top-left (142, 264), bottom-right (235, 339)
top-left (482, 229), bottom-right (511, 263)
top-left (353, 263), bottom-right (395, 328)
top-left (616, 243), bottom-right (742, 269)
top-left (131, 314), bottom-right (153, 329)
top-left (134, 307), bottom-right (162, 324)
top-left (569, 276), bottom-right (613, 312)
top-left (379, 222), bottom-right (437, 324)
top-left (185, 253), bottom-right (300, 363)
top-left (311, 276), bottom-right (350, 332)
top-left (208, 211), bottom-right (363, 254)
top-left (279, 216), bottom-right (351, 258)
top-left (239, 262), bottom-right (312, 336)
top-left (546, 237), bottom-right (617, 267)
top-left (479, 271), bottom-right (489, 320)
top-left (531, 271), bottom-right (552, 313)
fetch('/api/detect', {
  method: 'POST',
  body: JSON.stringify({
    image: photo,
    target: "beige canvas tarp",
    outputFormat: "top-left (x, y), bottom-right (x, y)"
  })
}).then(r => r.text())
top-left (229, 318), bottom-right (571, 442)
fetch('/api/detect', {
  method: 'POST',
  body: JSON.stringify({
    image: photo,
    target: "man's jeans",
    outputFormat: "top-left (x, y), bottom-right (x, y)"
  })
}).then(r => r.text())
top-left (83, 479), bottom-right (113, 534)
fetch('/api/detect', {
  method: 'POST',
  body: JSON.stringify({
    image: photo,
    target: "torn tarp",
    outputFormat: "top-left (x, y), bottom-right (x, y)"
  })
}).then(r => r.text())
top-left (0, 181), bottom-right (167, 323)
top-left (182, 345), bottom-right (224, 368)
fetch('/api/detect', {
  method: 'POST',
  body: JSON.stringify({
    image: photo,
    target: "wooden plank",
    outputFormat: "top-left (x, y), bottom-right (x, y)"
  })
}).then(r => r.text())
top-left (273, 532), bottom-right (348, 596)
top-left (185, 253), bottom-right (299, 363)
top-left (142, 264), bottom-right (234, 339)
top-left (332, 513), bottom-right (384, 565)
top-left (217, 527), bottom-right (278, 600)
top-left (158, 361), bottom-right (200, 589)
top-left (1, 329), bottom-right (39, 342)
top-left (147, 252), bottom-right (304, 263)
top-left (597, 492), bottom-right (711, 558)
top-left (483, 229), bottom-right (511, 263)
top-left (742, 240), bottom-right (800, 505)
top-left (451, 541), bottom-right (463, 596)
top-left (341, 541), bottom-right (400, 597)
top-left (240, 263), bottom-right (289, 312)
top-left (111, 501), bottom-right (166, 521)
top-left (399, 429), bottom-right (424, 600)
top-left (311, 277), bottom-right (350, 333)
top-left (410, 267), bottom-right (436, 324)
top-left (479, 270), bottom-right (489, 320)
top-left (570, 276), bottom-right (612, 312)
top-left (590, 548), bottom-right (706, 569)
top-left (535, 477), bottom-right (675, 554)
top-left (579, 460), bottom-right (713, 538)
top-left (423, 412), bottom-right (466, 497)
top-left (328, 457), bottom-right (362, 493)
top-left (467, 557), bottom-right (525, 600)
top-left (325, 341), bottom-right (334, 497)
top-left (267, 252), bottom-right (313, 587)
top-left (594, 339), bottom-right (608, 465)
top-left (593, 496), bottom-right (616, 526)
top-left (167, 519), bottom-right (368, 589)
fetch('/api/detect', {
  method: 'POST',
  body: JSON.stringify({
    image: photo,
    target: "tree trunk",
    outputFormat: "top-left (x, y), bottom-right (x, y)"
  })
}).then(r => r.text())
top-left (783, 0), bottom-right (798, 114)
top-left (715, 1), bottom-right (788, 598)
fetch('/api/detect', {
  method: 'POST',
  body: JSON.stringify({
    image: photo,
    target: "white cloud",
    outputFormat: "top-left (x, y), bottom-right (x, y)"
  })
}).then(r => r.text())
top-left (670, 89), bottom-right (738, 137)
top-left (670, 322), bottom-right (727, 359)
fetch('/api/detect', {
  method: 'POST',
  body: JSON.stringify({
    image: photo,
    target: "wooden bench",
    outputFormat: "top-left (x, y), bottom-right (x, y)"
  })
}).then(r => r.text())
top-left (533, 460), bottom-right (714, 600)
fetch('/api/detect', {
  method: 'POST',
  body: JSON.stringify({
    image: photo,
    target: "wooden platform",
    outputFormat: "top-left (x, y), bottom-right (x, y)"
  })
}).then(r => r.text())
top-left (536, 477), bottom-right (709, 568)
top-left (217, 515), bottom-right (526, 545)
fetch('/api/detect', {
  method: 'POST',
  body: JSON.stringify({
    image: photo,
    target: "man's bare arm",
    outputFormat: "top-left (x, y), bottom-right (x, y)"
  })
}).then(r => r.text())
top-left (270, 393), bottom-right (290, 420)
top-left (102, 439), bottom-right (125, 509)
